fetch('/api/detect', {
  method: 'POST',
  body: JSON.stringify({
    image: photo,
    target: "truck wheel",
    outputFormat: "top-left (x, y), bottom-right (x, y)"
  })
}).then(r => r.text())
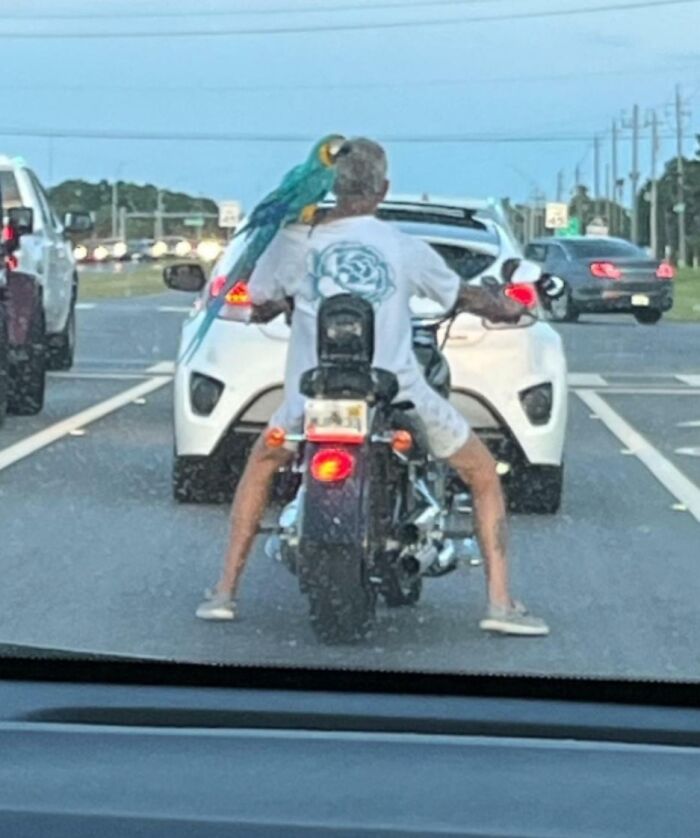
top-left (8, 300), bottom-right (46, 416)
top-left (302, 545), bottom-right (376, 644)
top-left (633, 309), bottom-right (662, 325)
top-left (507, 464), bottom-right (563, 515)
top-left (0, 309), bottom-right (8, 426)
top-left (47, 294), bottom-right (76, 371)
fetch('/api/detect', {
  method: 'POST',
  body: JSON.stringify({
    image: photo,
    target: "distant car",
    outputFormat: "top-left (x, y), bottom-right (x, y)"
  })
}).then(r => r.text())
top-left (168, 196), bottom-right (568, 514)
top-left (524, 236), bottom-right (674, 324)
top-left (128, 238), bottom-right (157, 262)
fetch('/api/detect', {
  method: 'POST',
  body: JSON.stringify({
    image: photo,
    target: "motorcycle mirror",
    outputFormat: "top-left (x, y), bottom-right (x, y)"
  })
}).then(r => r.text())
top-left (538, 274), bottom-right (566, 300)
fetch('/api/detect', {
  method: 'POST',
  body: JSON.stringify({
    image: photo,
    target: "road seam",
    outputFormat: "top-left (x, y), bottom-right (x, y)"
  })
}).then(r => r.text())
top-left (576, 390), bottom-right (700, 523)
top-left (0, 377), bottom-right (172, 473)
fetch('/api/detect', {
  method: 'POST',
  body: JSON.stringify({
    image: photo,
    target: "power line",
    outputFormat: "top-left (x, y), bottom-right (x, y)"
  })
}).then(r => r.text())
top-left (0, 0), bottom-right (521, 20)
top-left (1, 62), bottom-right (695, 95)
top-left (5, 0), bottom-right (698, 38)
top-left (0, 126), bottom-right (693, 143)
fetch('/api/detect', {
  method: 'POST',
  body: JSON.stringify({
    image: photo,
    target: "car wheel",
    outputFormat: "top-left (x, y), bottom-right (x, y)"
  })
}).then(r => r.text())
top-left (507, 464), bottom-right (563, 514)
top-left (548, 285), bottom-right (579, 323)
top-left (633, 308), bottom-right (662, 325)
top-left (47, 287), bottom-right (77, 371)
top-left (0, 308), bottom-right (8, 427)
top-left (8, 299), bottom-right (46, 416)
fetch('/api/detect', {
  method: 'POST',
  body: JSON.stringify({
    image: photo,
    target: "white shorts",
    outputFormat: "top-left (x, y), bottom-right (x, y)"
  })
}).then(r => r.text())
top-left (269, 377), bottom-right (470, 460)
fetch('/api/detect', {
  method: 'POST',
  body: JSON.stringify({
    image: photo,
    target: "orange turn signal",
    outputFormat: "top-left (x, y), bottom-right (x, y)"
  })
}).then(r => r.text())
top-left (265, 427), bottom-right (287, 448)
top-left (391, 430), bottom-right (413, 453)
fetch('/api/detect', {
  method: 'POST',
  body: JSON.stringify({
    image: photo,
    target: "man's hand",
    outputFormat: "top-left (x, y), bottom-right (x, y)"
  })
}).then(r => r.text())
top-left (250, 299), bottom-right (290, 324)
top-left (455, 283), bottom-right (526, 323)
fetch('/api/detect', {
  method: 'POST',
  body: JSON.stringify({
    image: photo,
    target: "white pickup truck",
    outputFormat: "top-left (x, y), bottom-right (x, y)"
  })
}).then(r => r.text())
top-left (0, 155), bottom-right (91, 419)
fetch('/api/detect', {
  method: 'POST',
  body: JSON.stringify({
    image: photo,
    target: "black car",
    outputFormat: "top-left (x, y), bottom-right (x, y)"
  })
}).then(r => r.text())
top-left (524, 236), bottom-right (674, 324)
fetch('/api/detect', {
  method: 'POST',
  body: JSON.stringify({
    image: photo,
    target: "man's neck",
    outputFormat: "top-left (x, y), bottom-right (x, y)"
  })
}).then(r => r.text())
top-left (322, 199), bottom-right (378, 223)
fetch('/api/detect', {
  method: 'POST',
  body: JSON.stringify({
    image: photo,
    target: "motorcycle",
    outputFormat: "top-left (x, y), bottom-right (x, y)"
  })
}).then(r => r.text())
top-left (263, 269), bottom-right (563, 644)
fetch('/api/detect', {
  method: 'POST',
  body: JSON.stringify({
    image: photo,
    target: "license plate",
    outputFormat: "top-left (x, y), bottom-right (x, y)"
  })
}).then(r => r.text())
top-left (631, 294), bottom-right (650, 306)
top-left (304, 399), bottom-right (368, 441)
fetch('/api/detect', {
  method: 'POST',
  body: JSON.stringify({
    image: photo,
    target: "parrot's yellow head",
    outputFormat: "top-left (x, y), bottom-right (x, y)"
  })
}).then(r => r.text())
top-left (315, 134), bottom-right (347, 168)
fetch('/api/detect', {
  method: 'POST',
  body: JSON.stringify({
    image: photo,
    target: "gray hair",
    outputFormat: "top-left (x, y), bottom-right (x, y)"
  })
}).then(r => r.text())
top-left (333, 137), bottom-right (387, 200)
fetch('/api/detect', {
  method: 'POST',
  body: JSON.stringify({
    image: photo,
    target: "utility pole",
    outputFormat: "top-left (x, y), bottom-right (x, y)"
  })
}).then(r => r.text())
top-left (593, 135), bottom-right (601, 204)
top-left (627, 104), bottom-right (641, 244)
top-left (154, 189), bottom-right (164, 240)
top-left (556, 169), bottom-right (564, 203)
top-left (611, 120), bottom-right (618, 235)
top-left (111, 181), bottom-right (118, 239)
top-left (675, 84), bottom-right (688, 266)
top-left (574, 163), bottom-right (583, 228)
top-left (648, 109), bottom-right (660, 258)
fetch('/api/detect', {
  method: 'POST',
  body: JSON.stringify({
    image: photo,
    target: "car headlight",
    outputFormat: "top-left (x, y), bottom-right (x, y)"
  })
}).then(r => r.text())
top-left (73, 244), bottom-right (88, 261)
top-left (190, 373), bottom-right (224, 416)
top-left (196, 240), bottom-right (222, 262)
top-left (93, 245), bottom-right (109, 261)
top-left (112, 241), bottom-right (128, 259)
top-left (174, 240), bottom-right (192, 258)
top-left (151, 240), bottom-right (168, 259)
top-left (519, 383), bottom-right (553, 426)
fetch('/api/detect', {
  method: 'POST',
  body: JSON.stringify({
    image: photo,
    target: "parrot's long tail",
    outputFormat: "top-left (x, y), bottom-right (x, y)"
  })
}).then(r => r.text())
top-left (178, 223), bottom-right (279, 365)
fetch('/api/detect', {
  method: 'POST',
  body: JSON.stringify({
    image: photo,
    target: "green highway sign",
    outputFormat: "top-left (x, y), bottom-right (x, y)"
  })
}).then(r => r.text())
top-left (184, 217), bottom-right (205, 227)
top-left (555, 217), bottom-right (581, 237)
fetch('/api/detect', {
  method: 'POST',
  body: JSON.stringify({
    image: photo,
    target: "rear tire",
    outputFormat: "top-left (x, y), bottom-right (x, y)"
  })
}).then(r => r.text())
top-left (47, 294), bottom-right (76, 371)
top-left (548, 286), bottom-right (579, 323)
top-left (8, 300), bottom-right (46, 416)
top-left (302, 545), bottom-right (376, 644)
top-left (0, 308), bottom-right (8, 427)
top-left (507, 464), bottom-right (563, 514)
top-left (633, 309), bottom-right (662, 325)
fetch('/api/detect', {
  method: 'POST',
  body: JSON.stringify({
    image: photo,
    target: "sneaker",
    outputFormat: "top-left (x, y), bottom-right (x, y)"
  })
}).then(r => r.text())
top-left (195, 589), bottom-right (236, 621)
top-left (480, 600), bottom-right (549, 636)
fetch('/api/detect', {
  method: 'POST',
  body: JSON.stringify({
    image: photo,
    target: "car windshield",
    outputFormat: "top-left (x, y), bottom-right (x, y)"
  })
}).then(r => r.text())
top-left (0, 0), bottom-right (699, 688)
top-left (565, 240), bottom-right (647, 259)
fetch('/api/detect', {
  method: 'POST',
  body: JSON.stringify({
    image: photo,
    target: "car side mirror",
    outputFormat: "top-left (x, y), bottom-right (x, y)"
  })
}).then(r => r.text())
top-left (537, 274), bottom-right (566, 300)
top-left (163, 262), bottom-right (207, 293)
top-left (63, 211), bottom-right (94, 235)
top-left (7, 206), bottom-right (34, 237)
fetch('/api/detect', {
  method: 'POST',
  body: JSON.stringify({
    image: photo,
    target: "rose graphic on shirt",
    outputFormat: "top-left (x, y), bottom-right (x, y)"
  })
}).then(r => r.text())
top-left (308, 241), bottom-right (395, 305)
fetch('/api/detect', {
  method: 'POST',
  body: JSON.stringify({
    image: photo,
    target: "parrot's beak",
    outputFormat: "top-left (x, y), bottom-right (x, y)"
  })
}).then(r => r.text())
top-left (320, 137), bottom-right (347, 167)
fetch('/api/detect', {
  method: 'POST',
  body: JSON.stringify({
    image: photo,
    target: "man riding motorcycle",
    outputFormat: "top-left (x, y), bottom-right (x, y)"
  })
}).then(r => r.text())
top-left (196, 137), bottom-right (549, 637)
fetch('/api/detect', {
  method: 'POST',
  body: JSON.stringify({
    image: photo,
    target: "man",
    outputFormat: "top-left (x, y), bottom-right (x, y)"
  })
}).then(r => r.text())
top-left (197, 137), bottom-right (549, 636)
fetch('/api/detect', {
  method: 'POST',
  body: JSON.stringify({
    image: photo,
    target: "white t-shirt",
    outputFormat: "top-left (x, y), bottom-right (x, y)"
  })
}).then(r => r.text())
top-left (248, 215), bottom-right (460, 409)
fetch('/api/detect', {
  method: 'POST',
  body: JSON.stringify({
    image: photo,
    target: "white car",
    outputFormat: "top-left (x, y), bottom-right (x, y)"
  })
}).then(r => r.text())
top-left (0, 155), bottom-right (90, 372)
top-left (169, 197), bottom-right (568, 513)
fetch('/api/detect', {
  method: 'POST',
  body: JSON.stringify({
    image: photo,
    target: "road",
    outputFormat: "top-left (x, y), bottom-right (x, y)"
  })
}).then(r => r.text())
top-left (0, 292), bottom-right (699, 680)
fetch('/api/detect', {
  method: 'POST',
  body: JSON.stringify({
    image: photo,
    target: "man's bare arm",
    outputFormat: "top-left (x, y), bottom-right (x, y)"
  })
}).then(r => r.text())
top-left (454, 283), bottom-right (524, 322)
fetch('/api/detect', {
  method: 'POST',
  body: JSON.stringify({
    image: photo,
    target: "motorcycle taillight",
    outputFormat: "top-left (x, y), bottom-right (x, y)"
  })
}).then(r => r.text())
top-left (310, 449), bottom-right (355, 482)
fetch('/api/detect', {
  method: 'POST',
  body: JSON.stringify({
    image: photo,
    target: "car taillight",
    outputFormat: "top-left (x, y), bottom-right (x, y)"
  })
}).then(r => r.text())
top-left (209, 276), bottom-right (251, 306)
top-left (504, 283), bottom-right (538, 308)
top-left (656, 262), bottom-right (674, 280)
top-left (1, 225), bottom-right (14, 243)
top-left (590, 261), bottom-right (621, 280)
top-left (310, 448), bottom-right (355, 483)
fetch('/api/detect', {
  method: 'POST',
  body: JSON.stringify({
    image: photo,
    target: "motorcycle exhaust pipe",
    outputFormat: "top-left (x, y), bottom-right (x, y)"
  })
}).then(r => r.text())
top-left (401, 544), bottom-right (439, 575)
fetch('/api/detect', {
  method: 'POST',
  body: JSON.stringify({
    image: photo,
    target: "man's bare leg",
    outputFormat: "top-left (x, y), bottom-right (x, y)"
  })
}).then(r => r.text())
top-left (214, 436), bottom-right (293, 597)
top-left (448, 433), bottom-right (511, 608)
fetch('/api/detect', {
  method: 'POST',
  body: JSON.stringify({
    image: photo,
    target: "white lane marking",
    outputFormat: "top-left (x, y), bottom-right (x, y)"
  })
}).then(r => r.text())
top-left (147, 360), bottom-right (176, 375)
top-left (48, 372), bottom-right (155, 381)
top-left (677, 420), bottom-right (700, 428)
top-left (157, 305), bottom-right (192, 313)
top-left (568, 373), bottom-right (607, 387)
top-left (676, 447), bottom-right (700, 458)
top-left (677, 375), bottom-right (700, 387)
top-left (75, 303), bottom-right (96, 311)
top-left (0, 376), bottom-right (171, 473)
top-left (593, 388), bottom-right (700, 396)
top-left (576, 390), bottom-right (700, 523)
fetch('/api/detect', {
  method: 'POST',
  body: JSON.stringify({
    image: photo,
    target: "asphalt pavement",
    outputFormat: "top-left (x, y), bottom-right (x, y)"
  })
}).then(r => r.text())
top-left (0, 291), bottom-right (699, 680)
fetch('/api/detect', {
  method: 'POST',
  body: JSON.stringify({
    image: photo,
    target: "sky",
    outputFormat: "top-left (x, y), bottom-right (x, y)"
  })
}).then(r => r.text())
top-left (2, 0), bottom-right (700, 209)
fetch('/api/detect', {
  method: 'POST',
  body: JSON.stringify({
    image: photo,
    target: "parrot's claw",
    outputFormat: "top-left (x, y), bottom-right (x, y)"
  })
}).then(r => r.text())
top-left (299, 204), bottom-right (318, 224)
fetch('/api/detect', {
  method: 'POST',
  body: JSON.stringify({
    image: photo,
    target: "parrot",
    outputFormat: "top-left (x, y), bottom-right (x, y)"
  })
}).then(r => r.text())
top-left (180, 133), bottom-right (347, 363)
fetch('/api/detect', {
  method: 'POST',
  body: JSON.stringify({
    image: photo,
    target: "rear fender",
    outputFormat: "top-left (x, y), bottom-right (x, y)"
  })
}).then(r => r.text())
top-left (5, 272), bottom-right (41, 347)
top-left (298, 441), bottom-right (371, 549)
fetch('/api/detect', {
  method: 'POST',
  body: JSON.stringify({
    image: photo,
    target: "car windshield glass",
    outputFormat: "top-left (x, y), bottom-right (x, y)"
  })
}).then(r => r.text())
top-left (0, 0), bottom-right (699, 689)
top-left (565, 240), bottom-right (647, 259)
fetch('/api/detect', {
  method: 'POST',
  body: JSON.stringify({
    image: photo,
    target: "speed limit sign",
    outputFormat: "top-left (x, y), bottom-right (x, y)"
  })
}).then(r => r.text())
top-left (545, 202), bottom-right (569, 230)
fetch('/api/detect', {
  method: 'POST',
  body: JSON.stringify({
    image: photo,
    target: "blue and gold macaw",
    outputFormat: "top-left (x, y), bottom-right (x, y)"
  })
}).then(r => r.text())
top-left (180, 133), bottom-right (346, 363)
